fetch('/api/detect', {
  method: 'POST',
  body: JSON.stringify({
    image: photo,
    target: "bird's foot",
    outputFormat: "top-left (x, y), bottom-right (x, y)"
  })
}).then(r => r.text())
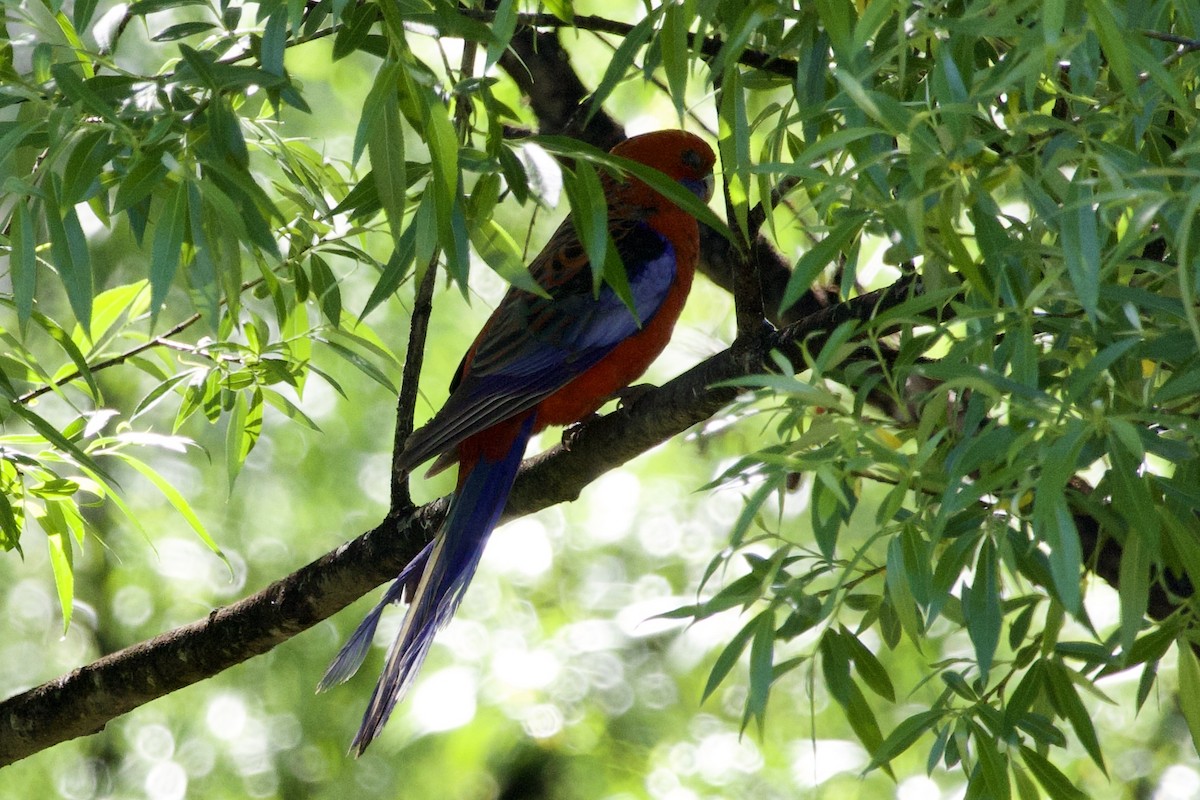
top-left (562, 413), bottom-right (601, 451)
top-left (613, 383), bottom-right (655, 409)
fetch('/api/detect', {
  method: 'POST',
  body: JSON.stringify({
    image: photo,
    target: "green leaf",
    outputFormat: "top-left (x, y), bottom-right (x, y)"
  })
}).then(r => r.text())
top-left (10, 200), bottom-right (37, 332)
top-left (1083, 0), bottom-right (1137, 97)
top-left (702, 614), bottom-right (757, 702)
top-left (971, 721), bottom-right (1011, 800)
top-left (261, 387), bottom-right (322, 431)
top-left (469, 218), bottom-right (545, 296)
top-left (150, 180), bottom-right (189, 322)
top-left (113, 152), bottom-right (169, 213)
top-left (484, 0), bottom-right (517, 70)
top-left (225, 388), bottom-right (263, 487)
top-left (116, 452), bottom-right (227, 564)
top-left (50, 63), bottom-right (117, 124)
top-left (743, 609), bottom-right (775, 732)
top-left (367, 72), bottom-right (406, 249)
top-left (1044, 660), bottom-right (1107, 775)
top-left (867, 710), bottom-right (942, 772)
top-left (151, 21), bottom-right (217, 41)
top-left (43, 183), bottom-right (94, 332)
top-left (840, 626), bottom-right (895, 702)
top-left (541, 0), bottom-right (573, 23)
top-left (1019, 746), bottom-right (1087, 800)
top-left (45, 529), bottom-right (74, 632)
top-left (0, 491), bottom-right (21, 550)
top-left (360, 218), bottom-right (417, 320)
top-left (778, 213), bottom-right (867, 314)
top-left (261, 9), bottom-right (287, 76)
top-left (27, 308), bottom-right (101, 401)
top-left (717, 66), bottom-right (750, 237)
top-left (586, 14), bottom-right (657, 122)
top-left (659, 1), bottom-right (689, 121)
top-left (418, 80), bottom-right (466, 287)
top-left (309, 255), bottom-right (343, 326)
top-left (318, 339), bottom-right (398, 393)
top-left (1177, 641), bottom-right (1200, 757)
top-left (1116, 522), bottom-right (1151, 658)
top-left (561, 160), bottom-right (611, 292)
top-left (964, 538), bottom-right (1002, 680)
top-left (1060, 175), bottom-right (1101, 321)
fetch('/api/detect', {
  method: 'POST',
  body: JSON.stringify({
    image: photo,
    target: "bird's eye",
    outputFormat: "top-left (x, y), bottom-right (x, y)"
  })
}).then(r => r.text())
top-left (682, 148), bottom-right (703, 170)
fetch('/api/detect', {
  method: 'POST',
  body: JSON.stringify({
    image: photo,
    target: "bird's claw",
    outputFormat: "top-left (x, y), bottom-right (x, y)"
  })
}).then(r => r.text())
top-left (562, 413), bottom-right (601, 450)
top-left (614, 383), bottom-right (655, 410)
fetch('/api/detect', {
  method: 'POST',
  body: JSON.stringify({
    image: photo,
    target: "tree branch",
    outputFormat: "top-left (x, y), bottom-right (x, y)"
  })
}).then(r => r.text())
top-left (0, 278), bottom-right (919, 766)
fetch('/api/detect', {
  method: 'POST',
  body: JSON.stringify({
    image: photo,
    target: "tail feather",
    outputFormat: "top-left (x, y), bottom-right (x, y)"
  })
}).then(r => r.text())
top-left (343, 413), bottom-right (535, 755)
top-left (317, 539), bottom-right (436, 691)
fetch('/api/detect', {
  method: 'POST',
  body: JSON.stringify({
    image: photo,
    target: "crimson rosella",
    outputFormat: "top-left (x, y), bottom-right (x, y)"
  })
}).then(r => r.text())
top-left (321, 130), bottom-right (717, 754)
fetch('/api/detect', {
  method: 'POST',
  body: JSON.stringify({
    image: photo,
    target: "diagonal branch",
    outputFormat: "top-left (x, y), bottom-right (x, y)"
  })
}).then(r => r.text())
top-left (0, 278), bottom-right (919, 767)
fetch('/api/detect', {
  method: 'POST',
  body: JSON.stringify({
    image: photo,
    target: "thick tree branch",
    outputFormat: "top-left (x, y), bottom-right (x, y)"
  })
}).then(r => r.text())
top-left (0, 279), bottom-right (919, 766)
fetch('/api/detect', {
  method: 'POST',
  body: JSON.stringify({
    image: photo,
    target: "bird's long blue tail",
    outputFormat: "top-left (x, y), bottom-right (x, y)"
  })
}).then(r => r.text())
top-left (319, 414), bottom-right (535, 755)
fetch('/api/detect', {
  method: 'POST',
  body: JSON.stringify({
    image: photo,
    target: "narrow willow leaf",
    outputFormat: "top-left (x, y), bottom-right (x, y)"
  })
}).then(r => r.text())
top-left (561, 160), bottom-right (610, 294)
top-left (1060, 175), bottom-right (1101, 320)
top-left (319, 340), bottom-right (398, 393)
top-left (150, 180), bottom-right (188, 324)
top-left (10, 200), bottom-right (36, 332)
top-left (87, 280), bottom-right (150, 350)
top-left (9, 403), bottom-right (110, 481)
top-left (1083, 0), bottom-right (1137, 96)
top-left (743, 610), bottom-right (775, 732)
top-left (841, 626), bottom-right (895, 702)
top-left (117, 453), bottom-right (227, 565)
top-left (50, 63), bottom-right (116, 123)
top-left (1019, 746), bottom-right (1087, 800)
top-left (1116, 520), bottom-right (1151, 658)
top-left (586, 14), bottom-right (656, 122)
top-left (965, 538), bottom-right (1002, 680)
top-left (44, 180), bottom-right (94, 331)
top-left (1177, 641), bottom-right (1200, 757)
top-left (0, 492), bottom-right (20, 550)
top-left (113, 152), bottom-right (169, 213)
top-left (353, 62), bottom-right (401, 166)
top-left (367, 75), bottom-right (406, 248)
top-left (660, 1), bottom-right (689, 121)
top-left (484, 0), bottom-right (516, 70)
top-left (470, 219), bottom-right (545, 296)
top-left (972, 721), bottom-right (1011, 800)
top-left (778, 213), bottom-right (867, 314)
top-left (418, 80), bottom-right (466, 286)
top-left (718, 66), bottom-right (750, 237)
top-left (360, 218), bottom-right (417, 320)
top-left (702, 615), bottom-right (757, 702)
top-left (1044, 661), bottom-right (1107, 775)
top-left (261, 8), bottom-right (287, 76)
top-left (866, 710), bottom-right (942, 772)
top-left (25, 308), bottom-right (101, 401)
top-left (46, 529), bottom-right (74, 631)
top-left (541, 0), bottom-right (573, 22)
top-left (309, 255), bottom-right (343, 326)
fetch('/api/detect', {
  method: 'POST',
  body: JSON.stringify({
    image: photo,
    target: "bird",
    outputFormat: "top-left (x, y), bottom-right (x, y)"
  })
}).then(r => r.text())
top-left (319, 129), bottom-right (717, 755)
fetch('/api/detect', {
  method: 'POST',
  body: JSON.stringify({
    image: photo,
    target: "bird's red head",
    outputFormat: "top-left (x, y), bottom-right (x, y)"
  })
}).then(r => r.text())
top-left (609, 130), bottom-right (716, 206)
